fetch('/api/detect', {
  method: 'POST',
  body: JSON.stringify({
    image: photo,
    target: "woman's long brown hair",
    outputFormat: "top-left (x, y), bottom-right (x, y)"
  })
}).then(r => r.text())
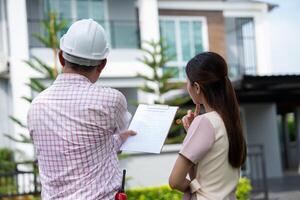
top-left (186, 52), bottom-right (247, 168)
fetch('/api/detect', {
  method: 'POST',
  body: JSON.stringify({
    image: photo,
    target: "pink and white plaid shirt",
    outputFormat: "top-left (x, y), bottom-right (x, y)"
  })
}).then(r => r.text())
top-left (27, 73), bottom-right (131, 200)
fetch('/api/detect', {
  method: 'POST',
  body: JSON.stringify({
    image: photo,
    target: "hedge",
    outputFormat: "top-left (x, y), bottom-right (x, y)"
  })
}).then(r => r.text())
top-left (126, 177), bottom-right (252, 200)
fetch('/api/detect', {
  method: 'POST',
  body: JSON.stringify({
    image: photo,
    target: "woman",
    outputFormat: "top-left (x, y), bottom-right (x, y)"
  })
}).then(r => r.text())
top-left (169, 52), bottom-right (247, 200)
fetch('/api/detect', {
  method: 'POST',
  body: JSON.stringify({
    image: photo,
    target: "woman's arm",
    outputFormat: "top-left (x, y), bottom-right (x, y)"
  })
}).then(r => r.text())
top-left (169, 154), bottom-right (194, 192)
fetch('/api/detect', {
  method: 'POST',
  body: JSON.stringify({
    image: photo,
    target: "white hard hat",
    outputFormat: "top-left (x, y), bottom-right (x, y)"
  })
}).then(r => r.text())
top-left (60, 19), bottom-right (109, 66)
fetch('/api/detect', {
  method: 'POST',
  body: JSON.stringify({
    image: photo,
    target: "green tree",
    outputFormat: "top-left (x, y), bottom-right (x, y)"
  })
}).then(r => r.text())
top-left (5, 12), bottom-right (67, 144)
top-left (137, 39), bottom-right (191, 142)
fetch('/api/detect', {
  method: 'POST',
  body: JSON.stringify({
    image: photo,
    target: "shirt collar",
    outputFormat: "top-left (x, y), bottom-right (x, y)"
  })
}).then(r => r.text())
top-left (53, 73), bottom-right (92, 85)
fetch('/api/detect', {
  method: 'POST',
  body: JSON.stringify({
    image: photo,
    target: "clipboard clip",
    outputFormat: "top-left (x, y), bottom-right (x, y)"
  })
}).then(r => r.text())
top-left (146, 104), bottom-right (169, 110)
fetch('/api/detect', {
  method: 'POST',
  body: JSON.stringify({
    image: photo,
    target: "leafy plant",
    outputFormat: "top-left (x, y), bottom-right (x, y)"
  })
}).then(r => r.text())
top-left (0, 148), bottom-right (16, 173)
top-left (126, 177), bottom-right (252, 200)
top-left (0, 148), bottom-right (17, 195)
top-left (126, 185), bottom-right (182, 200)
top-left (137, 39), bottom-right (191, 142)
top-left (236, 177), bottom-right (252, 200)
top-left (32, 11), bottom-right (68, 76)
top-left (4, 12), bottom-right (67, 144)
top-left (137, 39), bottom-right (187, 104)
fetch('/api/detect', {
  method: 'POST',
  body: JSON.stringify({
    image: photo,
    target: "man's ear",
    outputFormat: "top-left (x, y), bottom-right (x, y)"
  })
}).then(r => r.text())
top-left (58, 50), bottom-right (65, 67)
top-left (97, 59), bottom-right (107, 73)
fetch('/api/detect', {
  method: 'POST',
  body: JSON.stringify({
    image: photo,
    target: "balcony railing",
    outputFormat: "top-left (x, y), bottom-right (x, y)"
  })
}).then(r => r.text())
top-left (27, 19), bottom-right (140, 49)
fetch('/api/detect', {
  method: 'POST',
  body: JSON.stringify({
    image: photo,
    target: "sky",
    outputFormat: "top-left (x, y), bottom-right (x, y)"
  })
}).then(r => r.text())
top-left (264, 0), bottom-right (300, 74)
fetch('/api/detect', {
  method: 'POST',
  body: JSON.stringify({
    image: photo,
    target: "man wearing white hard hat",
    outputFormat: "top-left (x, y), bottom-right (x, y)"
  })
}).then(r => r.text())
top-left (27, 19), bottom-right (136, 200)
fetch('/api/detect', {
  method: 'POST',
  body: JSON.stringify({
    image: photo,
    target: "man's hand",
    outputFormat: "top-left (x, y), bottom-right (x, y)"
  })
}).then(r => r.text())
top-left (182, 104), bottom-right (200, 132)
top-left (119, 130), bottom-right (137, 143)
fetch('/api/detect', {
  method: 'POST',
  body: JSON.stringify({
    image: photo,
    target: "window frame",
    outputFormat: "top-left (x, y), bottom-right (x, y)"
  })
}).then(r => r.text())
top-left (159, 16), bottom-right (209, 80)
top-left (43, 0), bottom-right (108, 22)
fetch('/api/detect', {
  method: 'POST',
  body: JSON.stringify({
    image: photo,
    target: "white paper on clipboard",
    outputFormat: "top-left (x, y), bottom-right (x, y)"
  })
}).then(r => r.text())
top-left (120, 104), bottom-right (178, 154)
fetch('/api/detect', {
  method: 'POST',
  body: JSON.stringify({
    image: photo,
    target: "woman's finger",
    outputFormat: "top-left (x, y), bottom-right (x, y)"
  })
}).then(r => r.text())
top-left (182, 116), bottom-right (189, 130)
top-left (194, 104), bottom-right (201, 116)
top-left (187, 110), bottom-right (193, 117)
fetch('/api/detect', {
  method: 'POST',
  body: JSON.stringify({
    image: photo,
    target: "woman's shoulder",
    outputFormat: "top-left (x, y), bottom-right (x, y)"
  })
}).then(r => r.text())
top-left (194, 111), bottom-right (219, 128)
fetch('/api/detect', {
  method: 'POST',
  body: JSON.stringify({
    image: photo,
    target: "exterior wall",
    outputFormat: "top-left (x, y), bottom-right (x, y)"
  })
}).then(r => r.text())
top-left (119, 144), bottom-right (180, 188)
top-left (242, 103), bottom-right (283, 178)
top-left (159, 10), bottom-right (227, 59)
top-left (0, 78), bottom-right (13, 148)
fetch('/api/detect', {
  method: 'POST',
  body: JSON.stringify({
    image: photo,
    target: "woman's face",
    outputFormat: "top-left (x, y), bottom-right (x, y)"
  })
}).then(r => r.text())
top-left (187, 78), bottom-right (202, 105)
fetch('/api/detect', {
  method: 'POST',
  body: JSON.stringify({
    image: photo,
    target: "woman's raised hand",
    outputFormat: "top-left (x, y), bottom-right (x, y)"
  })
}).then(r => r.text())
top-left (182, 104), bottom-right (200, 132)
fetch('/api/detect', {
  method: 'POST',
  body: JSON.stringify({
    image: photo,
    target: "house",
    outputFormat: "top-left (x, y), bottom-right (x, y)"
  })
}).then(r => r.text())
top-left (0, 0), bottom-right (299, 188)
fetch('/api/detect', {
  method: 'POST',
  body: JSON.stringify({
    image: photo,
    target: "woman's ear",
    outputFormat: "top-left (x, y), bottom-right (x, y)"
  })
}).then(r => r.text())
top-left (194, 82), bottom-right (201, 95)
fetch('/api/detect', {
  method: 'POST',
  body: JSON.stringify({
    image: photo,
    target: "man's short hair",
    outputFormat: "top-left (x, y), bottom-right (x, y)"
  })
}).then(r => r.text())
top-left (65, 60), bottom-right (98, 72)
top-left (62, 51), bottom-right (103, 72)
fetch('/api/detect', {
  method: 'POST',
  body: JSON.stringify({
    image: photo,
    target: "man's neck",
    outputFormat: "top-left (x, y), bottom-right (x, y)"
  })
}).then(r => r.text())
top-left (62, 68), bottom-right (94, 82)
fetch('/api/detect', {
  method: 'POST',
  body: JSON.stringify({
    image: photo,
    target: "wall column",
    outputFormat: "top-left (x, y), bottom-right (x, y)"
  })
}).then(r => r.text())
top-left (138, 0), bottom-right (160, 44)
top-left (7, 0), bottom-right (34, 159)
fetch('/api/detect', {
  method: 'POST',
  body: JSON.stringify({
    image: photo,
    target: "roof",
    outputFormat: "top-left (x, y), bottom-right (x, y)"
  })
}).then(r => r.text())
top-left (234, 75), bottom-right (300, 113)
top-left (224, 0), bottom-right (278, 11)
top-left (181, 74), bottom-right (300, 113)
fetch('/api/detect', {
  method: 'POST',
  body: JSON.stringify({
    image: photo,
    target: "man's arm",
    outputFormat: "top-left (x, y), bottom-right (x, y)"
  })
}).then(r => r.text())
top-left (112, 92), bottom-right (133, 151)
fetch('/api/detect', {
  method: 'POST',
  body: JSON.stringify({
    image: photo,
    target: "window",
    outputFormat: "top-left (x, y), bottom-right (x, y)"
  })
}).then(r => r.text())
top-left (44, 0), bottom-right (105, 21)
top-left (225, 17), bottom-right (257, 77)
top-left (159, 16), bottom-right (208, 80)
top-left (44, 0), bottom-right (106, 36)
top-left (27, 0), bottom-right (139, 49)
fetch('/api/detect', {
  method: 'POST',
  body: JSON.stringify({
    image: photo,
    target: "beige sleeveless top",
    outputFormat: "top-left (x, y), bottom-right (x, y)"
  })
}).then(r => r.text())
top-left (179, 111), bottom-right (239, 200)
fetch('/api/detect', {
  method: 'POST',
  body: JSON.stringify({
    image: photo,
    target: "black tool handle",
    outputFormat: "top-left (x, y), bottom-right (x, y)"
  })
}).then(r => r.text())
top-left (121, 169), bottom-right (126, 192)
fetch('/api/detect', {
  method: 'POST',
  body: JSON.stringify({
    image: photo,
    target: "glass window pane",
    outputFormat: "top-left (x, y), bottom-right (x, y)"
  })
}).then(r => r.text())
top-left (111, 21), bottom-right (138, 48)
top-left (160, 20), bottom-right (177, 61)
top-left (90, 0), bottom-right (105, 21)
top-left (192, 21), bottom-right (203, 54)
top-left (180, 21), bottom-right (192, 61)
top-left (77, 0), bottom-right (89, 20)
top-left (46, 0), bottom-right (72, 20)
top-left (90, 0), bottom-right (106, 32)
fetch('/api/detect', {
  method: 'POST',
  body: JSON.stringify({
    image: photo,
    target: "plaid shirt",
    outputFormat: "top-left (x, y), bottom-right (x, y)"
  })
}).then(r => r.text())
top-left (27, 73), bottom-right (131, 200)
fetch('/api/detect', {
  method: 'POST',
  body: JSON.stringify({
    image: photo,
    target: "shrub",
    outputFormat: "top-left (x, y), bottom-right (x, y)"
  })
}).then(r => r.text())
top-left (126, 177), bottom-right (252, 200)
top-left (126, 185), bottom-right (182, 200)
top-left (0, 148), bottom-right (17, 195)
top-left (236, 177), bottom-right (252, 200)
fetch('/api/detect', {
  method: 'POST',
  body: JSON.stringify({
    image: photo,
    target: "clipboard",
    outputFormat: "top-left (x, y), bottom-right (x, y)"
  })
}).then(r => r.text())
top-left (120, 104), bottom-right (178, 154)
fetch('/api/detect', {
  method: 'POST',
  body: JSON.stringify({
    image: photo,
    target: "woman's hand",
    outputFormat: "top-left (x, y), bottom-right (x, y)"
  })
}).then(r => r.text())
top-left (182, 104), bottom-right (200, 131)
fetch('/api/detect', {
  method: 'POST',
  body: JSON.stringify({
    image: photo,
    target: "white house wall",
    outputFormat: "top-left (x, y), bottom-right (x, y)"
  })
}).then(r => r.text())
top-left (7, 0), bottom-right (34, 159)
top-left (119, 144), bottom-right (180, 188)
top-left (242, 103), bottom-right (283, 178)
top-left (0, 79), bottom-right (12, 148)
